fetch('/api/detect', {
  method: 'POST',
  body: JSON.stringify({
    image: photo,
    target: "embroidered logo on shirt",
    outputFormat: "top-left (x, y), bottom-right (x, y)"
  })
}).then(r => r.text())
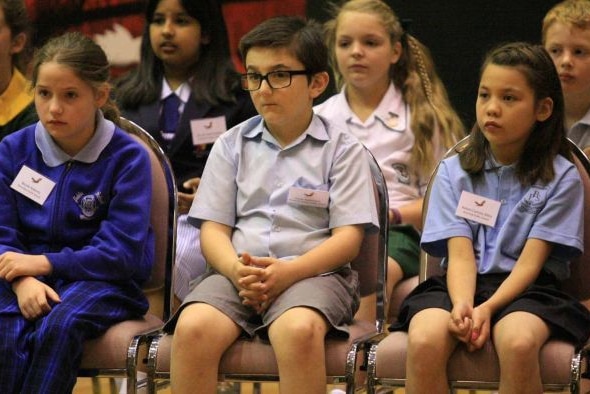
top-left (73, 192), bottom-right (105, 220)
top-left (517, 187), bottom-right (546, 214)
top-left (392, 163), bottom-right (411, 185)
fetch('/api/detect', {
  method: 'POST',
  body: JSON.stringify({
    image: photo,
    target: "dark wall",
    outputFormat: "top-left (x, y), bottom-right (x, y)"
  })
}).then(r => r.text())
top-left (308, 1), bottom-right (560, 127)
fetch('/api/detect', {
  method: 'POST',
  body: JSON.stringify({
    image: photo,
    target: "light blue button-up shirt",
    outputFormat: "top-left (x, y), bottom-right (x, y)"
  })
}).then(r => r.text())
top-left (188, 114), bottom-right (379, 261)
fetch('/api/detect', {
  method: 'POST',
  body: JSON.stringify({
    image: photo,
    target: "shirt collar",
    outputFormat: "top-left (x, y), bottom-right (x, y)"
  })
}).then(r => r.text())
top-left (483, 149), bottom-right (516, 171)
top-left (0, 69), bottom-right (34, 125)
top-left (161, 78), bottom-right (191, 104)
top-left (341, 82), bottom-right (408, 131)
top-left (573, 106), bottom-right (590, 127)
top-left (373, 82), bottom-right (407, 131)
top-left (244, 114), bottom-right (330, 148)
top-left (35, 110), bottom-right (115, 166)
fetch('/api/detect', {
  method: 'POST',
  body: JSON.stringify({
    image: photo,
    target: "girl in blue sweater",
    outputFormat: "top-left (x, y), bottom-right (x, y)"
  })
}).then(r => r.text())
top-left (0, 32), bottom-right (154, 393)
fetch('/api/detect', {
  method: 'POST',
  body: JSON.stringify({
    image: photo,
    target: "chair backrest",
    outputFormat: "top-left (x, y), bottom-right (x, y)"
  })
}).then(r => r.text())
top-left (419, 136), bottom-right (470, 281)
top-left (420, 137), bottom-right (590, 304)
top-left (350, 149), bottom-right (389, 330)
top-left (561, 140), bottom-right (590, 301)
top-left (120, 117), bottom-right (178, 321)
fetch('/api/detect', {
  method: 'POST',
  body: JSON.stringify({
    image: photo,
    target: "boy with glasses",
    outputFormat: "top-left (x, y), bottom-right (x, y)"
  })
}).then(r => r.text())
top-left (165, 15), bottom-right (378, 394)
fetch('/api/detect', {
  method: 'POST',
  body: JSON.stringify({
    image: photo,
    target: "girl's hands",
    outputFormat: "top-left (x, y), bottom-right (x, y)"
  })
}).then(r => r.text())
top-left (0, 252), bottom-right (52, 281)
top-left (449, 301), bottom-right (492, 352)
top-left (467, 304), bottom-right (492, 351)
top-left (448, 301), bottom-right (473, 344)
top-left (177, 177), bottom-right (200, 214)
top-left (12, 276), bottom-right (61, 320)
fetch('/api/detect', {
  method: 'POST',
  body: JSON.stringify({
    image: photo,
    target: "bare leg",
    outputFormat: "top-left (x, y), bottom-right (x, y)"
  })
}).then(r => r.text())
top-left (493, 311), bottom-right (550, 394)
top-left (354, 292), bottom-right (376, 323)
top-left (170, 303), bottom-right (242, 394)
top-left (268, 307), bottom-right (330, 394)
top-left (386, 257), bottom-right (404, 321)
top-left (406, 308), bottom-right (457, 394)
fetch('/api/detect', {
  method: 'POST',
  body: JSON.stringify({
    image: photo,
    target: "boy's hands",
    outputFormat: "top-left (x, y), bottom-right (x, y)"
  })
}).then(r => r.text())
top-left (0, 252), bottom-right (52, 281)
top-left (12, 276), bottom-right (61, 320)
top-left (236, 252), bottom-right (294, 314)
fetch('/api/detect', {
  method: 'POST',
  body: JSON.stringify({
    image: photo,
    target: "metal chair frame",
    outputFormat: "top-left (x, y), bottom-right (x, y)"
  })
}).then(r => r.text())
top-left (144, 149), bottom-right (389, 394)
top-left (366, 137), bottom-right (590, 394)
top-left (76, 118), bottom-right (178, 394)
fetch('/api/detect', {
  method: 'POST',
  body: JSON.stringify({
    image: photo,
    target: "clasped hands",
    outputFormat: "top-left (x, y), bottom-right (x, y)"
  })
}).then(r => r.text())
top-left (0, 251), bottom-right (60, 320)
top-left (233, 252), bottom-right (291, 314)
top-left (448, 302), bottom-right (492, 352)
top-left (178, 178), bottom-right (200, 214)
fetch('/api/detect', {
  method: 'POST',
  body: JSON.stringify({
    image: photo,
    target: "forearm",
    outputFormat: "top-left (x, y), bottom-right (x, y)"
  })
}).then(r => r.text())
top-left (286, 225), bottom-right (364, 283)
top-left (481, 238), bottom-right (550, 314)
top-left (200, 221), bottom-right (240, 284)
top-left (447, 237), bottom-right (477, 307)
top-left (391, 198), bottom-right (424, 229)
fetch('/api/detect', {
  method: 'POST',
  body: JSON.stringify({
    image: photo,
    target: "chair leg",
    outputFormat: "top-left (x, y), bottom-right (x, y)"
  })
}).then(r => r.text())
top-left (109, 378), bottom-right (118, 393)
top-left (92, 377), bottom-right (102, 394)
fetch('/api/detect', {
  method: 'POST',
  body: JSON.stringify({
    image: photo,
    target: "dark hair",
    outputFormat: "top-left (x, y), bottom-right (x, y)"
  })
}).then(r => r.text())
top-left (460, 42), bottom-right (569, 185)
top-left (30, 32), bottom-right (121, 125)
top-left (115, 0), bottom-right (238, 109)
top-left (239, 15), bottom-right (329, 77)
top-left (1, 0), bottom-right (31, 72)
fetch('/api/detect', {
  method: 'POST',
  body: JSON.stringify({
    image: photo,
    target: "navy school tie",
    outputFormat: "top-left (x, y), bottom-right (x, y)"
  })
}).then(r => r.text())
top-left (160, 94), bottom-right (181, 146)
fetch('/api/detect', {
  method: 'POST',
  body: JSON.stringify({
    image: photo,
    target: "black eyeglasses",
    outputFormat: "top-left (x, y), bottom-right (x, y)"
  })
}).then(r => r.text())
top-left (240, 70), bottom-right (310, 91)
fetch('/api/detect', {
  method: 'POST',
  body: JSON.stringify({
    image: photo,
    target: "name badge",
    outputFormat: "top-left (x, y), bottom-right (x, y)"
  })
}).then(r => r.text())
top-left (287, 187), bottom-right (329, 208)
top-left (11, 165), bottom-right (56, 205)
top-left (455, 190), bottom-right (500, 227)
top-left (190, 116), bottom-right (227, 145)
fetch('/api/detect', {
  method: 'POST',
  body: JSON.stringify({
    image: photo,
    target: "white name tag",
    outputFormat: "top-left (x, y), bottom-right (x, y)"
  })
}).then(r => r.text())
top-left (190, 116), bottom-right (227, 145)
top-left (287, 187), bottom-right (329, 208)
top-left (11, 165), bottom-right (56, 205)
top-left (455, 190), bottom-right (501, 227)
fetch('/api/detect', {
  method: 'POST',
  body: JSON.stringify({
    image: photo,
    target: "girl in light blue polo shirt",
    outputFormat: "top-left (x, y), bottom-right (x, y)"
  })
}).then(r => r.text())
top-left (392, 42), bottom-right (590, 392)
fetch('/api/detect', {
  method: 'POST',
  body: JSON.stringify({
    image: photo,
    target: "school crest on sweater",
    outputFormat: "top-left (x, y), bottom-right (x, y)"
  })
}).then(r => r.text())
top-left (73, 191), bottom-right (105, 220)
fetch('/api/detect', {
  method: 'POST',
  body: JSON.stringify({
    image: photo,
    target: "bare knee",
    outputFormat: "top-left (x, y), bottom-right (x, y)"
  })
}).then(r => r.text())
top-left (407, 326), bottom-right (442, 358)
top-left (407, 309), bottom-right (455, 363)
top-left (269, 309), bottom-right (328, 350)
top-left (495, 332), bottom-right (540, 363)
top-left (175, 308), bottom-right (206, 341)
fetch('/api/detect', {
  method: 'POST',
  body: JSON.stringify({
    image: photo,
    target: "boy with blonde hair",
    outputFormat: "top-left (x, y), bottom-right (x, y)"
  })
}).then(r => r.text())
top-left (543, 0), bottom-right (590, 155)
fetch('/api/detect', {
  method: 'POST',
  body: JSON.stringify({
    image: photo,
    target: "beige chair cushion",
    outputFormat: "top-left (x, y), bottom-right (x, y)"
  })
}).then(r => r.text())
top-left (80, 314), bottom-right (164, 368)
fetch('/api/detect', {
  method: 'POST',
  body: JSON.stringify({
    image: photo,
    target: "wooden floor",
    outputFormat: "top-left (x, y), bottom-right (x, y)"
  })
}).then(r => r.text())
top-left (73, 378), bottom-right (276, 394)
top-left (73, 379), bottom-right (360, 394)
top-left (73, 379), bottom-right (569, 394)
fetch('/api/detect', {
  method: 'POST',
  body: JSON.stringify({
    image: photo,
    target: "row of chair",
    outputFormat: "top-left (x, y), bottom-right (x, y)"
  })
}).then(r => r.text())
top-left (76, 122), bottom-right (590, 394)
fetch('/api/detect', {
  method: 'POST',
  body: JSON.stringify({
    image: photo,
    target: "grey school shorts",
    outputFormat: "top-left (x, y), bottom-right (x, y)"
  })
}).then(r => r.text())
top-left (165, 266), bottom-right (360, 338)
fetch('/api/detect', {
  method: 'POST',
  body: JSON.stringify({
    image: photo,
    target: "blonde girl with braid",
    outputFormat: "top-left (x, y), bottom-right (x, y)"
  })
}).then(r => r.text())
top-left (316, 0), bottom-right (464, 321)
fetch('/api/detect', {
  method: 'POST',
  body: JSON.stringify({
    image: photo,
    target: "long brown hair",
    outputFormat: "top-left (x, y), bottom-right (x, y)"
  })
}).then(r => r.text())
top-left (30, 32), bottom-right (121, 126)
top-left (460, 42), bottom-right (570, 185)
top-left (325, 0), bottom-right (465, 177)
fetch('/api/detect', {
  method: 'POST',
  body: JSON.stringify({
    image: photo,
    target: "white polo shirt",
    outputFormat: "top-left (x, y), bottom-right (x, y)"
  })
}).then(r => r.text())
top-left (315, 83), bottom-right (443, 209)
